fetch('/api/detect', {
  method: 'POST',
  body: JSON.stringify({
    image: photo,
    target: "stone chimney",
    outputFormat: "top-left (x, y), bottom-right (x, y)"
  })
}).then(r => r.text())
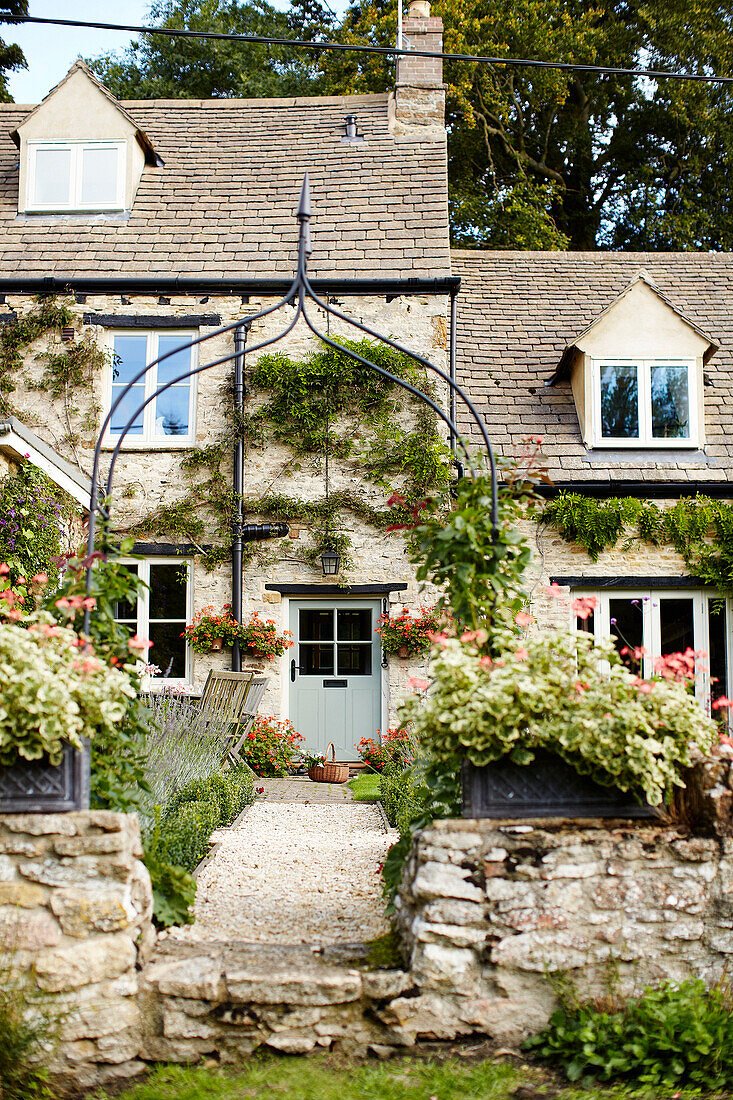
top-left (389, 0), bottom-right (445, 140)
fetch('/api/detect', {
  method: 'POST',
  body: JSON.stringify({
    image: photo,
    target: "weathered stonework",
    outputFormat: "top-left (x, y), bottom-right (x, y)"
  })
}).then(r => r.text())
top-left (0, 811), bottom-right (152, 1089)
top-left (394, 812), bottom-right (733, 1044)
top-left (7, 773), bottom-right (733, 1083)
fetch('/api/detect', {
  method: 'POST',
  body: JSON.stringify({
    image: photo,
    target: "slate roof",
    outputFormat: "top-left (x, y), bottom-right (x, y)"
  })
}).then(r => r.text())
top-left (452, 250), bottom-right (733, 485)
top-left (0, 94), bottom-right (449, 281)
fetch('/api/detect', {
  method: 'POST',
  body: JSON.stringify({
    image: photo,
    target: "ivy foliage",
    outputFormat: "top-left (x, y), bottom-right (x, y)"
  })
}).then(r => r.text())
top-left (543, 492), bottom-right (733, 590)
top-left (0, 296), bottom-right (105, 424)
top-left (134, 338), bottom-right (452, 572)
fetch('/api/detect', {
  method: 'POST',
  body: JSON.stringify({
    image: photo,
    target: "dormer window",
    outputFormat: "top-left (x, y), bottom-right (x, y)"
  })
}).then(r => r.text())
top-left (550, 274), bottom-right (717, 453)
top-left (26, 140), bottom-right (126, 212)
top-left (595, 358), bottom-right (696, 447)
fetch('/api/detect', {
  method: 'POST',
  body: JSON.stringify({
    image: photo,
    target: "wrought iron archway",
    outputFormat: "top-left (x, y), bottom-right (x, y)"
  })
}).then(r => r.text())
top-left (83, 175), bottom-right (499, 634)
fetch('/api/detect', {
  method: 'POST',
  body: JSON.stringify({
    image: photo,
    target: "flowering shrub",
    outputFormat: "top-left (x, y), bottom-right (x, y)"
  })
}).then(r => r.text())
top-left (0, 462), bottom-right (73, 602)
top-left (0, 614), bottom-right (136, 766)
top-left (402, 628), bottom-right (717, 806)
top-left (238, 611), bottom-right (293, 659)
top-left (357, 728), bottom-right (413, 772)
top-left (375, 605), bottom-right (443, 657)
top-left (238, 715), bottom-right (304, 777)
top-left (183, 605), bottom-right (238, 653)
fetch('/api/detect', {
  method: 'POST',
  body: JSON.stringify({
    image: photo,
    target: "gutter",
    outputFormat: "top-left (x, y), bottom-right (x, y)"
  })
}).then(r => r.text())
top-left (0, 275), bottom-right (461, 298)
top-left (538, 480), bottom-right (733, 499)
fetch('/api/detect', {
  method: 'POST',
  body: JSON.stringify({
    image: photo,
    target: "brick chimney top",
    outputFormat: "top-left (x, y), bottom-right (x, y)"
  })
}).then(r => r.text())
top-left (390, 0), bottom-right (445, 139)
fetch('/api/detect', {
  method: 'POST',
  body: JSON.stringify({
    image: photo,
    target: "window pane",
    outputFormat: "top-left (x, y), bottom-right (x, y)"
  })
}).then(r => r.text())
top-left (154, 385), bottom-right (190, 436)
top-left (659, 598), bottom-right (695, 655)
top-left (609, 597), bottom-right (644, 670)
top-left (112, 336), bottom-right (148, 384)
top-left (157, 337), bottom-right (192, 386)
top-left (300, 643), bottom-right (334, 674)
top-left (110, 384), bottom-right (144, 435)
top-left (112, 564), bottom-right (139, 621)
top-left (149, 621), bottom-right (186, 678)
top-left (651, 365), bottom-right (690, 439)
top-left (337, 609), bottom-right (371, 641)
top-left (300, 609), bottom-right (333, 642)
top-left (33, 146), bottom-right (71, 206)
top-left (709, 598), bottom-right (728, 710)
top-left (601, 365), bottom-right (639, 438)
top-left (80, 146), bottom-right (119, 206)
top-left (149, 564), bottom-right (187, 619)
top-left (337, 644), bottom-right (372, 675)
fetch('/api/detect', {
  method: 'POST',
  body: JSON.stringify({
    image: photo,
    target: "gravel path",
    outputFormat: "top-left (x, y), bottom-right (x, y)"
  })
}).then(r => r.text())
top-left (170, 798), bottom-right (394, 947)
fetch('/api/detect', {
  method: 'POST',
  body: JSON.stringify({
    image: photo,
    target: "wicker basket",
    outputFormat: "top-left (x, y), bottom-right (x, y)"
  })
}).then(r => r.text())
top-left (308, 743), bottom-right (349, 784)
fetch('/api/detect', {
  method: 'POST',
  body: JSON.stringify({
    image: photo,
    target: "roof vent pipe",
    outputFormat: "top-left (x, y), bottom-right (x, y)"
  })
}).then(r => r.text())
top-left (342, 114), bottom-right (364, 142)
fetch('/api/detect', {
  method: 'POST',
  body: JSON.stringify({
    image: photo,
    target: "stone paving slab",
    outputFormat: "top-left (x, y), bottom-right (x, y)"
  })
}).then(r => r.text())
top-left (257, 776), bottom-right (354, 803)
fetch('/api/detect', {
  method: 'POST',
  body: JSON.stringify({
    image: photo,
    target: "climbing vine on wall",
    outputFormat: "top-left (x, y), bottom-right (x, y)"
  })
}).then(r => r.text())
top-left (132, 338), bottom-right (453, 572)
top-left (0, 296), bottom-right (106, 446)
top-left (543, 492), bottom-right (733, 590)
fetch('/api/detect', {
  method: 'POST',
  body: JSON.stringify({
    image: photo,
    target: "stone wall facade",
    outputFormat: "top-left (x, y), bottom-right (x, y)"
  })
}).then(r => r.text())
top-left (0, 811), bottom-right (153, 1088)
top-left (5, 289), bottom-right (447, 725)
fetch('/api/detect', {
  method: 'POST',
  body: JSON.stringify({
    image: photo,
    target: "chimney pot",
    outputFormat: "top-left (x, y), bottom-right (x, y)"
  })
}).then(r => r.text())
top-left (408, 0), bottom-right (431, 14)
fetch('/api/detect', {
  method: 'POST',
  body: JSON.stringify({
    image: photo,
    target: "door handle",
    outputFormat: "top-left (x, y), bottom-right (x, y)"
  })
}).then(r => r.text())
top-left (291, 658), bottom-right (297, 682)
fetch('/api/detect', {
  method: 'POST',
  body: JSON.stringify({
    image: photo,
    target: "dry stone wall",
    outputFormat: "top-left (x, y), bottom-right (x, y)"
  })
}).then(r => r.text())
top-left (395, 812), bottom-right (733, 1044)
top-left (0, 810), bottom-right (153, 1089)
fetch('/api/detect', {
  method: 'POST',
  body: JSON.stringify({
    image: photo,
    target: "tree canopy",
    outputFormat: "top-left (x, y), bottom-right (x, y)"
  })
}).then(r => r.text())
top-left (89, 0), bottom-right (333, 100)
top-left (89, 0), bottom-right (733, 251)
top-left (0, 2), bottom-right (28, 103)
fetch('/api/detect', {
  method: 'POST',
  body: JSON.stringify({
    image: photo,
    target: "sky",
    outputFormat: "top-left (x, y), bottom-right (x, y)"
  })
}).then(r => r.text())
top-left (4, 0), bottom-right (344, 104)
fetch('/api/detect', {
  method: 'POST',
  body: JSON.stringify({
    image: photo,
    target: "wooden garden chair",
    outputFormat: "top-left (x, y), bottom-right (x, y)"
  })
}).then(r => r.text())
top-left (196, 670), bottom-right (254, 756)
top-left (226, 675), bottom-right (269, 767)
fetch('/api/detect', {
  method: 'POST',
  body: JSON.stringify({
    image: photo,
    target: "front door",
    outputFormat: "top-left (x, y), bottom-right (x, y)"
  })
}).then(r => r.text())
top-left (289, 599), bottom-right (382, 762)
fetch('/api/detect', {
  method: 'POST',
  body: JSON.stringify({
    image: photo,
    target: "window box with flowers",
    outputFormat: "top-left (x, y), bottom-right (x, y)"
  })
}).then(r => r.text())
top-left (0, 589), bottom-right (136, 812)
top-left (402, 607), bottom-right (720, 820)
top-left (375, 605), bottom-right (443, 659)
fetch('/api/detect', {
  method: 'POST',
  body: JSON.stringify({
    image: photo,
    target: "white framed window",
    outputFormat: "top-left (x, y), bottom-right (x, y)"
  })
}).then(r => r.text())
top-left (113, 558), bottom-right (192, 684)
top-left (573, 587), bottom-right (730, 715)
top-left (105, 330), bottom-right (197, 446)
top-left (592, 358), bottom-right (698, 448)
top-left (26, 140), bottom-right (126, 212)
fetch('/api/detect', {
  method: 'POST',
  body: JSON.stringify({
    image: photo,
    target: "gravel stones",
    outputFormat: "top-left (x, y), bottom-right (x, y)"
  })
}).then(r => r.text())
top-left (170, 800), bottom-right (393, 947)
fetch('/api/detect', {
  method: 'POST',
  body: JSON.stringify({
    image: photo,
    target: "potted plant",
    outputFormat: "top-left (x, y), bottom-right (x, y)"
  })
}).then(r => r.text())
top-left (375, 605), bottom-right (443, 659)
top-left (183, 605), bottom-right (239, 653)
top-left (0, 613), bottom-right (136, 812)
top-left (402, 627), bottom-right (718, 819)
top-left (236, 611), bottom-right (294, 660)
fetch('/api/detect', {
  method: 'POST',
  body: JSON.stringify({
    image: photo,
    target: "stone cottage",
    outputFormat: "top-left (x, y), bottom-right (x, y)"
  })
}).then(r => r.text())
top-left (0, 3), bottom-right (452, 760)
top-left (452, 251), bottom-right (733, 708)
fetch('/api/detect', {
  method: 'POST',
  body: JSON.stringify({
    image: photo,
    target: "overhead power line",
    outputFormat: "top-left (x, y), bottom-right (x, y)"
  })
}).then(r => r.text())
top-left (14, 14), bottom-right (733, 85)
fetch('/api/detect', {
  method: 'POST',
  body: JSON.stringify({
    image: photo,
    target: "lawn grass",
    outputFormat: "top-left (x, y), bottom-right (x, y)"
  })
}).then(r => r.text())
top-left (95, 1052), bottom-right (710, 1100)
top-left (348, 772), bottom-right (381, 801)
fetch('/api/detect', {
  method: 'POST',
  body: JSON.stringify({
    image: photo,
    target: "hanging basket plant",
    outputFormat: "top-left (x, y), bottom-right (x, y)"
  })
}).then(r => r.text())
top-left (237, 611), bottom-right (294, 660)
top-left (375, 605), bottom-right (443, 658)
top-left (182, 605), bottom-right (239, 653)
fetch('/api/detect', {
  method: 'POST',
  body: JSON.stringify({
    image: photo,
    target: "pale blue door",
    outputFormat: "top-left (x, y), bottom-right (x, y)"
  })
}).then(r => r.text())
top-left (289, 599), bottom-right (382, 762)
